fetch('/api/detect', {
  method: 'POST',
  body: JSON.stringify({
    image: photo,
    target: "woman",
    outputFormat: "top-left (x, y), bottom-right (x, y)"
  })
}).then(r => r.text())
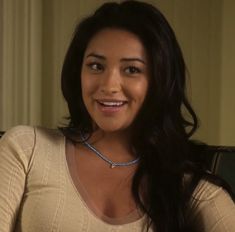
top-left (0, 1), bottom-right (234, 231)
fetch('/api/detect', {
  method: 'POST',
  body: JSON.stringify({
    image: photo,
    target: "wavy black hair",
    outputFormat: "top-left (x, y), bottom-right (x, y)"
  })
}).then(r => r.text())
top-left (61, 1), bottom-right (233, 231)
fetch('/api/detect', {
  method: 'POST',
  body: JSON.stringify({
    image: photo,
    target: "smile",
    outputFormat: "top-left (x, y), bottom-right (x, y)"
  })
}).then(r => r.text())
top-left (96, 100), bottom-right (127, 107)
top-left (95, 99), bottom-right (128, 114)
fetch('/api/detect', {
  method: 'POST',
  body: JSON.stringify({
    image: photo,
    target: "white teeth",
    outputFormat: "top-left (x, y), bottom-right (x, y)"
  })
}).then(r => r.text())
top-left (99, 101), bottom-right (125, 106)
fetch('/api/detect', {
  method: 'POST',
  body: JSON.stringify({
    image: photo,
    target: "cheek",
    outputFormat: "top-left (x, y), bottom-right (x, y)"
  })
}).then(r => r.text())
top-left (81, 74), bottom-right (96, 98)
top-left (132, 80), bottom-right (149, 104)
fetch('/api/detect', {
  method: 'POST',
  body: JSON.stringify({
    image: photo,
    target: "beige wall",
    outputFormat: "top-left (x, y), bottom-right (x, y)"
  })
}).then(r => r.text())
top-left (0, 0), bottom-right (42, 128)
top-left (220, 0), bottom-right (235, 145)
top-left (0, 0), bottom-right (234, 145)
top-left (153, 0), bottom-right (223, 144)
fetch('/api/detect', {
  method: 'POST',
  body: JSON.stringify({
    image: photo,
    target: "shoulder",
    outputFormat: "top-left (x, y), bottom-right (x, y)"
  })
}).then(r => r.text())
top-left (184, 174), bottom-right (232, 202)
top-left (189, 179), bottom-right (235, 231)
top-left (0, 125), bottom-right (35, 149)
top-left (192, 179), bottom-right (225, 201)
top-left (191, 179), bottom-right (234, 209)
top-left (1, 125), bottom-right (35, 138)
top-left (0, 126), bottom-right (36, 174)
top-left (1, 125), bottom-right (63, 144)
top-left (0, 125), bottom-right (63, 167)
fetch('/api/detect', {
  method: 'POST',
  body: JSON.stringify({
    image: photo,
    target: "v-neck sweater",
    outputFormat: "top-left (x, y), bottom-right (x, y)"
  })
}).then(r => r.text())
top-left (0, 126), bottom-right (235, 232)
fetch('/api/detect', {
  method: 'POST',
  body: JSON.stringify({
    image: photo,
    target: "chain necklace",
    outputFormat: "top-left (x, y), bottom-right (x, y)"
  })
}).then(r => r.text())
top-left (80, 134), bottom-right (140, 168)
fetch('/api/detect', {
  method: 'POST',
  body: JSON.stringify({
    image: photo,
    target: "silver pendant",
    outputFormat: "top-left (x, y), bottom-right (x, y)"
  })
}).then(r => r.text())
top-left (110, 164), bottom-right (115, 168)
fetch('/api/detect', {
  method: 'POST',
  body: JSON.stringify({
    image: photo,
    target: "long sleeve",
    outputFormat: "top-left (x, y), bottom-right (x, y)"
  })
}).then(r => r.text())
top-left (0, 126), bottom-right (35, 232)
top-left (189, 180), bottom-right (235, 232)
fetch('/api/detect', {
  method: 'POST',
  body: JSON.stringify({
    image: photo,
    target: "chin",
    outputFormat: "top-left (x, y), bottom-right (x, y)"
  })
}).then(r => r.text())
top-left (95, 122), bottom-right (129, 133)
top-left (97, 127), bottom-right (126, 133)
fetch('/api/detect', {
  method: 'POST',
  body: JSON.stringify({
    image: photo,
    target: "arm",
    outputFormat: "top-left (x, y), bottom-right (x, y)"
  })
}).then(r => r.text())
top-left (0, 126), bottom-right (35, 232)
top-left (189, 180), bottom-right (235, 232)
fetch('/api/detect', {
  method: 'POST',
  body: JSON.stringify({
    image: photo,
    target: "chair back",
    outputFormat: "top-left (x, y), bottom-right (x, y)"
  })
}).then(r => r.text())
top-left (207, 146), bottom-right (235, 192)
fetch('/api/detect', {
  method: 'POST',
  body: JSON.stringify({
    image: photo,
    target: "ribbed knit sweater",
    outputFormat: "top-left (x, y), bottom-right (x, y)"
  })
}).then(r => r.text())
top-left (0, 126), bottom-right (234, 232)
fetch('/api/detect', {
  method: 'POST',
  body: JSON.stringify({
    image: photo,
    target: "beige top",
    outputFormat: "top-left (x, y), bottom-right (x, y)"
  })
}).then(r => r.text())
top-left (0, 126), bottom-right (234, 232)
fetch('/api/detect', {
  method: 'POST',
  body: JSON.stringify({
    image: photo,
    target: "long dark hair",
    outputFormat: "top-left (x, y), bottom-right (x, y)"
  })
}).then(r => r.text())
top-left (61, 1), bottom-right (233, 231)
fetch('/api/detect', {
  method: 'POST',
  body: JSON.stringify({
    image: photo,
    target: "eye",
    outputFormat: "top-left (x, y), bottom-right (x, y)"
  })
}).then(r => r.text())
top-left (124, 66), bottom-right (142, 75)
top-left (86, 62), bottom-right (104, 73)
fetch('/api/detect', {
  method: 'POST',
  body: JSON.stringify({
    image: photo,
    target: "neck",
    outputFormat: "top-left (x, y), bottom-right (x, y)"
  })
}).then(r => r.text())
top-left (86, 129), bottom-right (136, 162)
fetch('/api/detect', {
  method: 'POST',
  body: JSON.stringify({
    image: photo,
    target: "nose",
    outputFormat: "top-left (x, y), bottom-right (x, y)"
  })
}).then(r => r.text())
top-left (100, 69), bottom-right (121, 94)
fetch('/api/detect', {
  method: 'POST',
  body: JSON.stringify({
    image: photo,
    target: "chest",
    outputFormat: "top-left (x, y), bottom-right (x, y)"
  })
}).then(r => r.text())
top-left (15, 139), bottom-right (148, 232)
top-left (69, 147), bottom-right (139, 219)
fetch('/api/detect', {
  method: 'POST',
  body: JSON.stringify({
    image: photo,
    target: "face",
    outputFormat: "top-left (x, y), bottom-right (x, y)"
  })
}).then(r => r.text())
top-left (81, 28), bottom-right (149, 133)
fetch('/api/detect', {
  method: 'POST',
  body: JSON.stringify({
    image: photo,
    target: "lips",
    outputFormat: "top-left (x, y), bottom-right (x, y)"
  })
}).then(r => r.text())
top-left (97, 100), bottom-right (127, 107)
top-left (96, 99), bottom-right (128, 113)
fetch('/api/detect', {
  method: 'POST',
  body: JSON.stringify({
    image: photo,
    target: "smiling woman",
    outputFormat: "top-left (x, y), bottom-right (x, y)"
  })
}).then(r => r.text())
top-left (0, 1), bottom-right (234, 232)
top-left (81, 29), bottom-right (149, 133)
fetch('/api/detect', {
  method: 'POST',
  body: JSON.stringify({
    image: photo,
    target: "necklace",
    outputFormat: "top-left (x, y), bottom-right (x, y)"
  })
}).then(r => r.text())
top-left (80, 134), bottom-right (140, 168)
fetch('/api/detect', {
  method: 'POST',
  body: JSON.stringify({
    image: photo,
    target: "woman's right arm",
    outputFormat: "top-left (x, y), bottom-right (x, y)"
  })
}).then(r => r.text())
top-left (0, 126), bottom-right (35, 232)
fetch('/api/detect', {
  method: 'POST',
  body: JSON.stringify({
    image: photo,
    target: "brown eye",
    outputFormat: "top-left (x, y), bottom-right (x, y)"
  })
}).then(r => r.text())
top-left (87, 62), bottom-right (104, 73)
top-left (124, 66), bottom-right (141, 75)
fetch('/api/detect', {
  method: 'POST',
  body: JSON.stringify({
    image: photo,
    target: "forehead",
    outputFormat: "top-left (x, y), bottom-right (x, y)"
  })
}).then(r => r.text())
top-left (84, 28), bottom-right (148, 60)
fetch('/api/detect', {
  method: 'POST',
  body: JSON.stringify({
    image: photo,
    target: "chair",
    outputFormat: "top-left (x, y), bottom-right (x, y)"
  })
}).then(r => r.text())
top-left (205, 146), bottom-right (235, 192)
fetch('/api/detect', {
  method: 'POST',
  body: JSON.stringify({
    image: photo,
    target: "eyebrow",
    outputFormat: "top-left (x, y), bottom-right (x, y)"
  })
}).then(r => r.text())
top-left (86, 53), bottom-right (105, 60)
top-left (121, 58), bottom-right (146, 64)
top-left (86, 53), bottom-right (146, 64)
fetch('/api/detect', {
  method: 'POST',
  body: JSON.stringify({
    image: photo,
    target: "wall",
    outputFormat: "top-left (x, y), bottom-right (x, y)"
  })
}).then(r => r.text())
top-left (0, 0), bottom-right (234, 145)
top-left (220, 0), bottom-right (235, 145)
top-left (0, 0), bottom-right (42, 128)
top-left (152, 0), bottom-right (222, 144)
